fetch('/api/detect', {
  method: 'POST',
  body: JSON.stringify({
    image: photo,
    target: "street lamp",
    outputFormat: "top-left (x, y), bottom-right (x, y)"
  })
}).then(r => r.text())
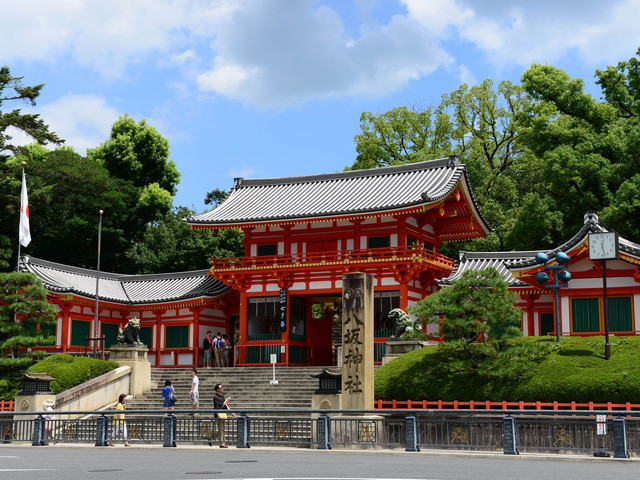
top-left (535, 251), bottom-right (571, 342)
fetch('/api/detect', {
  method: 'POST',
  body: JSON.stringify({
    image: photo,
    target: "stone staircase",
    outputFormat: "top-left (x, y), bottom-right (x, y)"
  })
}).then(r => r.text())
top-left (127, 366), bottom-right (331, 412)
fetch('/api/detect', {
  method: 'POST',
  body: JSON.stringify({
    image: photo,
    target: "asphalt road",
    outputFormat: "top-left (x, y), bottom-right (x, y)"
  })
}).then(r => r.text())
top-left (0, 446), bottom-right (637, 480)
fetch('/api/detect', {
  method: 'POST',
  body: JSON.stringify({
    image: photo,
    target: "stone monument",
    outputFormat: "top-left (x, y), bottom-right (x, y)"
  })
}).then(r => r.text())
top-left (341, 272), bottom-right (374, 410)
top-left (109, 317), bottom-right (151, 396)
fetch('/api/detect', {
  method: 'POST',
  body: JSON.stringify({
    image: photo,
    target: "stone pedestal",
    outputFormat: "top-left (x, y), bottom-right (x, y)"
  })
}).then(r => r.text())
top-left (109, 345), bottom-right (151, 396)
top-left (14, 393), bottom-right (56, 421)
top-left (381, 339), bottom-right (435, 365)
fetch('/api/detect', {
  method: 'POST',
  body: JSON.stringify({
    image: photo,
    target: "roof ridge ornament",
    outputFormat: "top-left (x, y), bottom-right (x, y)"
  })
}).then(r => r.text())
top-left (584, 211), bottom-right (599, 225)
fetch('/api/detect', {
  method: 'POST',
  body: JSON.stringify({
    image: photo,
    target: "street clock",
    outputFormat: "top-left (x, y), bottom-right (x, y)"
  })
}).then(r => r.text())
top-left (588, 232), bottom-right (619, 261)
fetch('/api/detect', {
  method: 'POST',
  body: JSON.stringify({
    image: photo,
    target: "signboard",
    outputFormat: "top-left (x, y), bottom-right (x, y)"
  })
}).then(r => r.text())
top-left (270, 354), bottom-right (278, 364)
top-left (597, 415), bottom-right (607, 435)
top-left (279, 288), bottom-right (287, 332)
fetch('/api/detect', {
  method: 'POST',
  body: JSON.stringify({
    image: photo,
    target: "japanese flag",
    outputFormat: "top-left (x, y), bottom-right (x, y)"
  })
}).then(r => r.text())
top-left (19, 171), bottom-right (31, 247)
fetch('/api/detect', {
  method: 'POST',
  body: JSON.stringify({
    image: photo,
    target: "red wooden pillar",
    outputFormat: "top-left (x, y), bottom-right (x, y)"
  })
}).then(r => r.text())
top-left (238, 290), bottom-right (248, 365)
top-left (190, 306), bottom-right (203, 367)
top-left (154, 310), bottom-right (164, 367)
top-left (59, 303), bottom-right (72, 353)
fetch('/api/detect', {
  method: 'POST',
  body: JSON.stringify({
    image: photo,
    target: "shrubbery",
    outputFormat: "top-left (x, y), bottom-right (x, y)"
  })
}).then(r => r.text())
top-left (375, 336), bottom-right (640, 403)
top-left (27, 354), bottom-right (119, 394)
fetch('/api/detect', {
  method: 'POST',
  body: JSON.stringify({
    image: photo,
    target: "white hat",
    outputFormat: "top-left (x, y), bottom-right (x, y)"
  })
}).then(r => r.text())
top-left (43, 399), bottom-right (55, 407)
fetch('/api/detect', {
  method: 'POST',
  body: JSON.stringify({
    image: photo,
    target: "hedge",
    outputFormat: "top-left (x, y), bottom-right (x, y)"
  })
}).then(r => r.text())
top-left (27, 354), bottom-right (119, 394)
top-left (375, 336), bottom-right (640, 403)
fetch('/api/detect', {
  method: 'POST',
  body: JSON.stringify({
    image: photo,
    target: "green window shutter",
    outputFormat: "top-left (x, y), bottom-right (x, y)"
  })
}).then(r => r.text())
top-left (165, 325), bottom-right (189, 348)
top-left (139, 326), bottom-right (152, 347)
top-left (70, 320), bottom-right (91, 346)
top-left (540, 313), bottom-right (555, 336)
top-left (368, 236), bottom-right (390, 249)
top-left (608, 297), bottom-right (632, 332)
top-left (102, 323), bottom-right (119, 348)
top-left (572, 298), bottom-right (600, 333)
top-left (258, 244), bottom-right (278, 256)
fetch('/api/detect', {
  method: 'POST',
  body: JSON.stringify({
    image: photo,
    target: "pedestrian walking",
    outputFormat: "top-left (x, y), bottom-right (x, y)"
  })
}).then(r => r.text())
top-left (188, 368), bottom-right (199, 413)
top-left (218, 334), bottom-right (228, 367)
top-left (213, 332), bottom-right (223, 367)
top-left (162, 380), bottom-right (176, 413)
top-left (213, 383), bottom-right (235, 448)
top-left (108, 394), bottom-right (130, 446)
top-left (202, 331), bottom-right (213, 368)
top-left (43, 399), bottom-right (56, 444)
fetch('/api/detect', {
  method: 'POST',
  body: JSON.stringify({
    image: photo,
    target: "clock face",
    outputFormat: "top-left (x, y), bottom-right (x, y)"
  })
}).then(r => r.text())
top-left (589, 232), bottom-right (618, 260)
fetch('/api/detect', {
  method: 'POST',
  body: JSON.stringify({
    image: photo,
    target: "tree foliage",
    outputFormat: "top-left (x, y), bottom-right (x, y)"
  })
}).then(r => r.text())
top-left (123, 206), bottom-right (244, 273)
top-left (519, 48), bottom-right (640, 241)
top-left (0, 272), bottom-right (57, 368)
top-left (408, 268), bottom-right (521, 370)
top-left (0, 66), bottom-right (62, 158)
top-left (350, 80), bottom-right (543, 252)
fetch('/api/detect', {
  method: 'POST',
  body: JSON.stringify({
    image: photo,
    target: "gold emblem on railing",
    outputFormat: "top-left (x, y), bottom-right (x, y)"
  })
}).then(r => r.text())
top-left (553, 426), bottom-right (574, 447)
top-left (199, 424), bottom-right (213, 440)
top-left (275, 421), bottom-right (291, 441)
top-left (2, 423), bottom-right (14, 440)
top-left (357, 421), bottom-right (376, 442)
top-left (129, 423), bottom-right (142, 439)
top-left (63, 422), bottom-right (77, 439)
top-left (450, 425), bottom-right (470, 445)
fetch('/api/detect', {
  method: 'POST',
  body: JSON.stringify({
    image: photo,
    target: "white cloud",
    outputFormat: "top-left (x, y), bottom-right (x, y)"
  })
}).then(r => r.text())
top-left (0, 0), bottom-right (233, 78)
top-left (402, 0), bottom-right (640, 67)
top-left (38, 95), bottom-right (121, 154)
top-left (4, 0), bottom-right (640, 110)
top-left (196, 0), bottom-right (450, 108)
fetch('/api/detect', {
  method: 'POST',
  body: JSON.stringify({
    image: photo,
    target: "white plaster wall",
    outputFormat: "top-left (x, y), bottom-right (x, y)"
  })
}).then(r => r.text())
top-left (291, 243), bottom-right (298, 254)
top-left (561, 296), bottom-right (570, 335)
top-left (360, 237), bottom-right (367, 249)
top-left (278, 242), bottom-right (284, 255)
top-left (248, 284), bottom-right (264, 293)
top-left (380, 277), bottom-right (400, 286)
top-left (55, 366), bottom-right (131, 417)
top-left (635, 294), bottom-right (640, 332)
top-left (346, 239), bottom-right (354, 251)
top-left (310, 281), bottom-right (332, 289)
top-left (390, 234), bottom-right (397, 247)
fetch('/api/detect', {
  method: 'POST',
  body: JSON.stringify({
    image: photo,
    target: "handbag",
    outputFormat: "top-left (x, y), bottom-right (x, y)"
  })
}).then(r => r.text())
top-left (216, 403), bottom-right (229, 419)
top-left (169, 387), bottom-right (177, 402)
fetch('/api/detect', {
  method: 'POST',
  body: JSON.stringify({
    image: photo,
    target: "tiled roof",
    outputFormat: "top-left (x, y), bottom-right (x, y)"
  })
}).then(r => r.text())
top-left (439, 251), bottom-right (538, 287)
top-left (509, 212), bottom-right (640, 269)
top-left (189, 156), bottom-right (490, 233)
top-left (19, 256), bottom-right (229, 305)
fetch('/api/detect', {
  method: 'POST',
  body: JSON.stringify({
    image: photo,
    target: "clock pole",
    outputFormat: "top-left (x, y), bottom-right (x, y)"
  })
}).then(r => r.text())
top-left (602, 259), bottom-right (610, 360)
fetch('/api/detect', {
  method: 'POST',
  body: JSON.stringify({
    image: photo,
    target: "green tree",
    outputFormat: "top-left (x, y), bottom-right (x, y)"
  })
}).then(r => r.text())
top-left (0, 272), bottom-right (57, 368)
top-left (87, 116), bottom-right (180, 245)
top-left (408, 268), bottom-right (520, 369)
top-left (204, 188), bottom-right (229, 207)
top-left (350, 80), bottom-right (542, 252)
top-left (519, 48), bottom-right (640, 242)
top-left (1, 144), bottom-right (134, 271)
top-left (123, 206), bottom-right (244, 273)
top-left (0, 66), bottom-right (62, 158)
top-left (0, 67), bottom-right (62, 270)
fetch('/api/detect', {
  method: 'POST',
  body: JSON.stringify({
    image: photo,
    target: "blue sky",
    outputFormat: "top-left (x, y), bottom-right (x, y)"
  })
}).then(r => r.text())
top-left (4, 0), bottom-right (640, 212)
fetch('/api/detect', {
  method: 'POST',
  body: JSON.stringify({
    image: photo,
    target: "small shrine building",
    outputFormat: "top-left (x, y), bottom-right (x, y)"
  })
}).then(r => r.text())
top-left (19, 256), bottom-right (235, 367)
top-left (441, 212), bottom-right (640, 337)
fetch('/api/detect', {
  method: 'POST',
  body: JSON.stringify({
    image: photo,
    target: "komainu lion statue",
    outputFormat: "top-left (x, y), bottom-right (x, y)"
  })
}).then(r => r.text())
top-left (117, 317), bottom-right (143, 346)
top-left (388, 308), bottom-right (410, 339)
